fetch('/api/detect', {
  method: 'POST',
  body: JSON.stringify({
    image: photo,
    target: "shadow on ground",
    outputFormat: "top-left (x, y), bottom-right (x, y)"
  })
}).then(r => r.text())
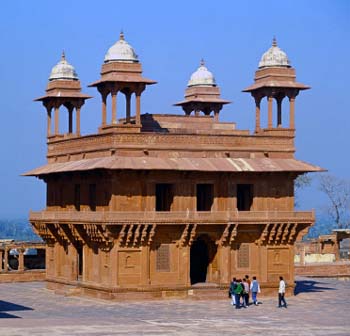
top-left (0, 300), bottom-right (33, 318)
top-left (294, 280), bottom-right (336, 295)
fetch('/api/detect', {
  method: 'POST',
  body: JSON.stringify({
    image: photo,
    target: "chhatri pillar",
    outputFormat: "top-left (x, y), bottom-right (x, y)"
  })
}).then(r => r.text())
top-left (243, 37), bottom-right (309, 132)
top-left (174, 59), bottom-right (230, 121)
top-left (89, 32), bottom-right (157, 131)
top-left (34, 52), bottom-right (91, 140)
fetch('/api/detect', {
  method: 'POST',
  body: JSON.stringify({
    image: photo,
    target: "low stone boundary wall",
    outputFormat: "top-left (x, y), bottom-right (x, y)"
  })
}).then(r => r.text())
top-left (295, 263), bottom-right (350, 277)
top-left (0, 270), bottom-right (46, 283)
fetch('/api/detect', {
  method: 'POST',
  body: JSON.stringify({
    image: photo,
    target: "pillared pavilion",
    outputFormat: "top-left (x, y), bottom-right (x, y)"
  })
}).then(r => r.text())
top-left (25, 34), bottom-right (322, 298)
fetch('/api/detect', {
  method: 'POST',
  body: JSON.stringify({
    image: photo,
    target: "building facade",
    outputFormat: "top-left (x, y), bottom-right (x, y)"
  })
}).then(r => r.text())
top-left (26, 34), bottom-right (322, 298)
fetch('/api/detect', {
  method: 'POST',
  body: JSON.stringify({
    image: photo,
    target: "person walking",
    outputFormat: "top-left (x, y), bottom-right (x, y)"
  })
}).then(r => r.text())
top-left (250, 276), bottom-right (260, 306)
top-left (278, 276), bottom-right (287, 308)
top-left (245, 275), bottom-right (251, 304)
top-left (242, 278), bottom-right (250, 307)
top-left (234, 279), bottom-right (244, 309)
top-left (229, 277), bottom-right (237, 306)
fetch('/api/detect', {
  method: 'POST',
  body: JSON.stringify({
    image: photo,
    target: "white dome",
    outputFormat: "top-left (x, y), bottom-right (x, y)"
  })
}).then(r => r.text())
top-left (258, 38), bottom-right (291, 68)
top-left (104, 32), bottom-right (138, 63)
top-left (187, 60), bottom-right (216, 87)
top-left (49, 52), bottom-right (78, 81)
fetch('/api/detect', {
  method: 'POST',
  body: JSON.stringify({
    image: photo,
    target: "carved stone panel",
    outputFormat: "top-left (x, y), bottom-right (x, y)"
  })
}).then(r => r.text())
top-left (156, 244), bottom-right (170, 272)
top-left (267, 247), bottom-right (289, 282)
top-left (237, 243), bottom-right (250, 269)
top-left (118, 251), bottom-right (141, 274)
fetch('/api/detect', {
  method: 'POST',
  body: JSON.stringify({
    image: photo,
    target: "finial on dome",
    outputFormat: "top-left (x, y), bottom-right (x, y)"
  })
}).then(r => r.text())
top-left (272, 36), bottom-right (277, 47)
top-left (49, 51), bottom-right (78, 81)
top-left (258, 38), bottom-right (290, 68)
top-left (187, 60), bottom-right (216, 87)
top-left (104, 31), bottom-right (138, 63)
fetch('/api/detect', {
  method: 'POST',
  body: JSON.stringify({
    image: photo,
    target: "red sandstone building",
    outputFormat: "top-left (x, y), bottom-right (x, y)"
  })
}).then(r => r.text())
top-left (25, 34), bottom-right (322, 298)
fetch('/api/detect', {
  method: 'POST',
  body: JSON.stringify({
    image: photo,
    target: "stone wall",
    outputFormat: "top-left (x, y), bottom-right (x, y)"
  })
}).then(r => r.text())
top-left (295, 262), bottom-right (350, 277)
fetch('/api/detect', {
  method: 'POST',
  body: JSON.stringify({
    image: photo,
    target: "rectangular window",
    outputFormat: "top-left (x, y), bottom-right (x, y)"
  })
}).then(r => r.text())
top-left (237, 243), bottom-right (250, 268)
top-left (155, 184), bottom-right (173, 211)
top-left (89, 184), bottom-right (96, 211)
top-left (156, 244), bottom-right (170, 272)
top-left (237, 184), bottom-right (253, 211)
top-left (77, 246), bottom-right (83, 277)
top-left (74, 184), bottom-right (81, 211)
top-left (59, 185), bottom-right (65, 208)
top-left (196, 184), bottom-right (214, 211)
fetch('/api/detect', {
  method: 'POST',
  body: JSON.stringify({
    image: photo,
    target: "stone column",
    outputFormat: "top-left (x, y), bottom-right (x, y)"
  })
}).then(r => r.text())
top-left (0, 250), bottom-right (3, 271)
top-left (289, 97), bottom-right (295, 129)
top-left (76, 105), bottom-right (81, 136)
top-left (102, 92), bottom-right (107, 127)
top-left (213, 106), bottom-right (220, 122)
top-left (300, 246), bottom-right (305, 265)
top-left (18, 248), bottom-right (25, 272)
top-left (126, 92), bottom-right (131, 124)
top-left (111, 88), bottom-right (118, 125)
top-left (68, 107), bottom-right (73, 134)
top-left (4, 248), bottom-right (8, 272)
top-left (54, 105), bottom-right (60, 135)
top-left (276, 97), bottom-right (283, 127)
top-left (254, 95), bottom-right (261, 133)
top-left (135, 92), bottom-right (141, 125)
top-left (267, 96), bottom-right (273, 128)
top-left (46, 106), bottom-right (52, 137)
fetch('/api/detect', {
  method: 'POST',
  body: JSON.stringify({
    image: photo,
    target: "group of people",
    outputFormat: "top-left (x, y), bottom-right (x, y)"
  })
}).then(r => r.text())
top-left (229, 275), bottom-right (287, 309)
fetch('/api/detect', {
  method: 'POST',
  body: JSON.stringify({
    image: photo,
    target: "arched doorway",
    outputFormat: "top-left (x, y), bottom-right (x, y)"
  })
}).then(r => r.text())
top-left (190, 236), bottom-right (210, 285)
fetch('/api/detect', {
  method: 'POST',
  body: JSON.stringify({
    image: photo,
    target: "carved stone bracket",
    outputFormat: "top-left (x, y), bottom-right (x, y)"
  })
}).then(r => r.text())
top-left (118, 225), bottom-right (127, 247)
top-left (275, 223), bottom-right (284, 244)
top-left (217, 223), bottom-right (232, 246)
top-left (125, 224), bottom-right (134, 246)
top-left (133, 224), bottom-right (142, 247)
top-left (147, 224), bottom-right (157, 246)
top-left (256, 223), bottom-right (271, 245)
top-left (31, 222), bottom-right (55, 244)
top-left (288, 223), bottom-right (298, 244)
top-left (140, 224), bottom-right (150, 245)
top-left (188, 224), bottom-right (197, 246)
top-left (117, 224), bottom-right (156, 247)
top-left (281, 223), bottom-right (291, 244)
top-left (229, 224), bottom-right (238, 245)
top-left (178, 224), bottom-right (190, 247)
top-left (83, 224), bottom-right (113, 249)
top-left (268, 223), bottom-right (278, 244)
top-left (68, 224), bottom-right (85, 244)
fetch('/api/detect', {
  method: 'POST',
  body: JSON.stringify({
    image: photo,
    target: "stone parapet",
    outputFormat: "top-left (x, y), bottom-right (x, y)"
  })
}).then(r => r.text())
top-left (30, 210), bottom-right (314, 225)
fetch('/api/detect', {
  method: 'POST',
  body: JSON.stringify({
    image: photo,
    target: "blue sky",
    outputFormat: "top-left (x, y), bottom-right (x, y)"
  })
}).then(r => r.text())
top-left (0, 0), bottom-right (349, 218)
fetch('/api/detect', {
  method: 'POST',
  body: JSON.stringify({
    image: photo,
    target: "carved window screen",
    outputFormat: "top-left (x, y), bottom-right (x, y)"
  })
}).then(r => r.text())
top-left (156, 244), bottom-right (170, 272)
top-left (237, 243), bottom-right (250, 268)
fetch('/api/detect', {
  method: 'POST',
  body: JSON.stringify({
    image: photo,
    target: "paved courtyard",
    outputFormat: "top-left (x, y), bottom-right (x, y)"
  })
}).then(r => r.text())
top-left (0, 277), bottom-right (349, 335)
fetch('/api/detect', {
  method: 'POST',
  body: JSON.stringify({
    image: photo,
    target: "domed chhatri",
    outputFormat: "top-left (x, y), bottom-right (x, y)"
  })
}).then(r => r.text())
top-left (187, 59), bottom-right (216, 87)
top-left (104, 31), bottom-right (139, 63)
top-left (49, 52), bottom-right (79, 81)
top-left (258, 37), bottom-right (291, 69)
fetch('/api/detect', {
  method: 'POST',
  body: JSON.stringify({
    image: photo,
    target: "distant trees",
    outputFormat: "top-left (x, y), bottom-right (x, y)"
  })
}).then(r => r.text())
top-left (294, 173), bottom-right (312, 208)
top-left (319, 174), bottom-right (350, 229)
top-left (0, 219), bottom-right (41, 241)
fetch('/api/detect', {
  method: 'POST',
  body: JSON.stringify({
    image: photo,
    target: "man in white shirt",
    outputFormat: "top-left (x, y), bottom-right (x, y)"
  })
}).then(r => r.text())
top-left (278, 276), bottom-right (287, 308)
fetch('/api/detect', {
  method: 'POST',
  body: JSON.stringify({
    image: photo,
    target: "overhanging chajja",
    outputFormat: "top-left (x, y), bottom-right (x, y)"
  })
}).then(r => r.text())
top-left (23, 157), bottom-right (324, 176)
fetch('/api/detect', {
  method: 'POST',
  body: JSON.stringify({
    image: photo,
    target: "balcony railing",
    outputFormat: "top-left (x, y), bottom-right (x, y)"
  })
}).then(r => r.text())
top-left (29, 210), bottom-right (315, 225)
